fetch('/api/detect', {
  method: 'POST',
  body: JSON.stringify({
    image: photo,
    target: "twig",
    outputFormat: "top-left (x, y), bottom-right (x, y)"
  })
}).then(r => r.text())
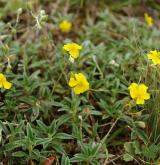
top-left (93, 118), bottom-right (119, 157)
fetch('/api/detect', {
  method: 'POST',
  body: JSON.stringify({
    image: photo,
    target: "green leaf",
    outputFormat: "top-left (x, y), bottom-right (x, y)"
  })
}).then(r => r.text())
top-left (61, 155), bottom-right (71, 165)
top-left (124, 142), bottom-right (134, 154)
top-left (133, 141), bottom-right (141, 155)
top-left (57, 114), bottom-right (72, 128)
top-left (12, 151), bottom-right (27, 157)
top-left (134, 128), bottom-right (148, 145)
top-left (26, 123), bottom-right (34, 140)
top-left (90, 110), bottom-right (102, 116)
top-left (91, 160), bottom-right (100, 165)
top-left (31, 107), bottom-right (39, 122)
top-left (142, 144), bottom-right (160, 160)
top-left (123, 153), bottom-right (134, 162)
top-left (52, 143), bottom-right (66, 154)
top-left (5, 142), bottom-right (23, 151)
top-left (70, 153), bottom-right (87, 162)
top-left (36, 138), bottom-right (52, 146)
top-left (54, 133), bottom-right (73, 140)
top-left (36, 120), bottom-right (48, 132)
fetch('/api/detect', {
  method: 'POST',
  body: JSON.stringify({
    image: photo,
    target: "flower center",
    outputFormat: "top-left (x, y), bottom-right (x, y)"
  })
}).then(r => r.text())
top-left (77, 80), bottom-right (83, 87)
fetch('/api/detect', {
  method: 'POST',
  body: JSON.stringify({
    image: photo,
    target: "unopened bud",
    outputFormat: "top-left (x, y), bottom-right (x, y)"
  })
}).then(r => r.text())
top-left (136, 121), bottom-right (146, 129)
top-left (69, 56), bottom-right (74, 63)
top-left (17, 8), bottom-right (22, 14)
top-left (78, 115), bottom-right (82, 121)
top-left (40, 10), bottom-right (46, 16)
top-left (109, 60), bottom-right (119, 67)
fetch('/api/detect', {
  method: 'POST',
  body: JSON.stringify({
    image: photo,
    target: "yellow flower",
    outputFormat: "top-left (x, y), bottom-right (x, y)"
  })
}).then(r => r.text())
top-left (0, 73), bottom-right (12, 90)
top-left (144, 13), bottom-right (153, 27)
top-left (128, 83), bottom-right (150, 105)
top-left (147, 50), bottom-right (160, 65)
top-left (63, 43), bottom-right (82, 58)
top-left (69, 73), bottom-right (89, 95)
top-left (59, 20), bottom-right (72, 33)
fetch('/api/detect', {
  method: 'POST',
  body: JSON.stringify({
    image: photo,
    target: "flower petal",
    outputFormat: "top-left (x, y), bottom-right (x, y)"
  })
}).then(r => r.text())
top-left (136, 98), bottom-right (145, 105)
top-left (3, 81), bottom-right (12, 89)
top-left (143, 93), bottom-right (150, 100)
top-left (74, 44), bottom-right (82, 50)
top-left (128, 83), bottom-right (138, 99)
top-left (69, 77), bottom-right (78, 87)
top-left (0, 81), bottom-right (2, 88)
top-left (139, 84), bottom-right (148, 91)
top-left (0, 73), bottom-right (6, 81)
top-left (147, 53), bottom-right (154, 59)
top-left (63, 44), bottom-right (72, 51)
top-left (74, 85), bottom-right (82, 95)
top-left (59, 20), bottom-right (72, 33)
top-left (69, 49), bottom-right (79, 58)
top-left (128, 83), bottom-right (138, 90)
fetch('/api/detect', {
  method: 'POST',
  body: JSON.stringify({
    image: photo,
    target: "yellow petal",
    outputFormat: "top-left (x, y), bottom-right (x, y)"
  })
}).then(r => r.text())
top-left (3, 81), bottom-right (12, 89)
top-left (147, 50), bottom-right (160, 64)
top-left (59, 20), bottom-right (72, 33)
top-left (74, 82), bottom-right (89, 95)
top-left (81, 82), bottom-right (89, 92)
top-left (139, 84), bottom-right (148, 92)
top-left (63, 43), bottom-right (82, 54)
top-left (63, 44), bottom-right (71, 51)
top-left (136, 98), bottom-right (145, 105)
top-left (70, 73), bottom-right (89, 94)
top-left (128, 83), bottom-right (138, 90)
top-left (0, 73), bottom-right (6, 81)
top-left (75, 73), bottom-right (85, 81)
top-left (128, 83), bottom-right (138, 99)
top-left (130, 90), bottom-right (138, 99)
top-left (147, 53), bottom-right (154, 59)
top-left (144, 13), bottom-right (153, 26)
top-left (0, 81), bottom-right (2, 88)
top-left (152, 58), bottom-right (160, 65)
top-left (74, 85), bottom-right (82, 95)
top-left (143, 93), bottom-right (150, 100)
top-left (69, 49), bottom-right (79, 58)
top-left (69, 77), bottom-right (78, 87)
top-left (74, 44), bottom-right (82, 50)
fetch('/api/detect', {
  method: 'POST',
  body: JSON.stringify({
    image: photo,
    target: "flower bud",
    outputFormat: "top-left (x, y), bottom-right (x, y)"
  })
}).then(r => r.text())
top-left (69, 56), bottom-right (74, 63)
top-left (40, 10), bottom-right (45, 16)
top-left (136, 121), bottom-right (146, 129)
top-left (17, 8), bottom-right (22, 14)
top-left (78, 115), bottom-right (82, 121)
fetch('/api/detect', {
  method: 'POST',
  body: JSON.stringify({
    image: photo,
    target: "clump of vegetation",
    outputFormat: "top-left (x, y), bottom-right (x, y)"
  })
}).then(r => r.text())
top-left (0, 0), bottom-right (160, 164)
